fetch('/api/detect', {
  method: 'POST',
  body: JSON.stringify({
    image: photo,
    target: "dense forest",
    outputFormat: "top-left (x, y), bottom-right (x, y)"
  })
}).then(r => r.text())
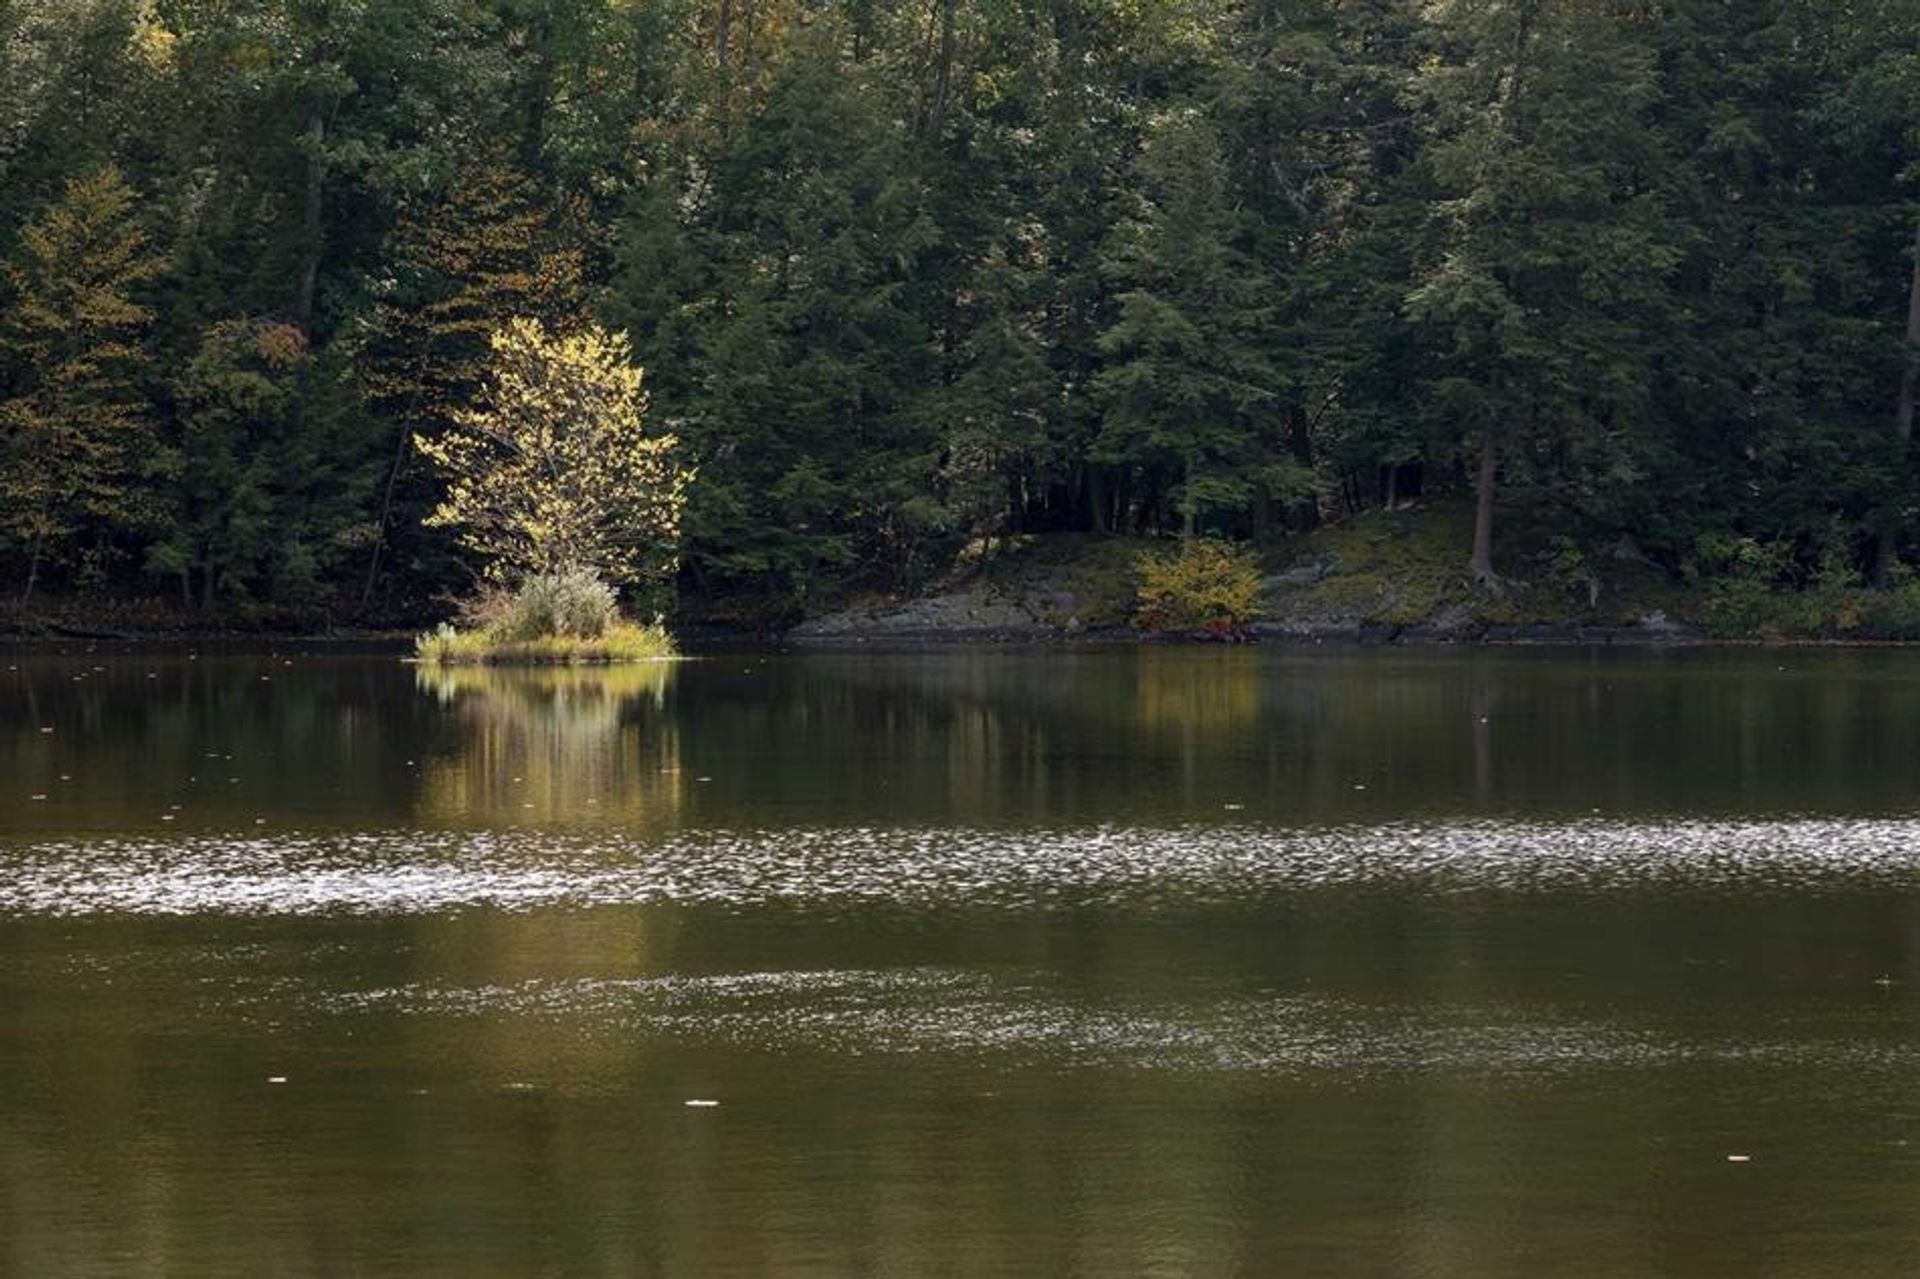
top-left (0, 0), bottom-right (1915, 628)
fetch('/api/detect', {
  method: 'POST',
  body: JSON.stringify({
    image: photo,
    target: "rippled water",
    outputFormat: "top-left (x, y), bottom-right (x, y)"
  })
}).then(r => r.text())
top-left (16, 815), bottom-right (1920, 916)
top-left (323, 966), bottom-right (1920, 1081)
top-left (10, 645), bottom-right (1920, 1276)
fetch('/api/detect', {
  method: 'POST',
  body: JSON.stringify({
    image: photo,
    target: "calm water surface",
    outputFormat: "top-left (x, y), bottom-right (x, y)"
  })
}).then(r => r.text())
top-left (7, 644), bottom-right (1920, 1276)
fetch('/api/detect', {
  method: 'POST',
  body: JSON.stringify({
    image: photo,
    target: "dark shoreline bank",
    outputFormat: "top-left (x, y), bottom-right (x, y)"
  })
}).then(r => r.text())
top-left (0, 614), bottom-right (1738, 648)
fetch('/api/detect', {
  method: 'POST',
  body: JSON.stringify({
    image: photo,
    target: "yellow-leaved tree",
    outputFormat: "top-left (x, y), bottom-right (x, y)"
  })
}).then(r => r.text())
top-left (417, 317), bottom-right (688, 591)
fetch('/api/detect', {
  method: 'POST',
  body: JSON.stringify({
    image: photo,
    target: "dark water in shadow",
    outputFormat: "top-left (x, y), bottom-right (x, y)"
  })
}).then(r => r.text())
top-left (8, 645), bottom-right (1920, 1276)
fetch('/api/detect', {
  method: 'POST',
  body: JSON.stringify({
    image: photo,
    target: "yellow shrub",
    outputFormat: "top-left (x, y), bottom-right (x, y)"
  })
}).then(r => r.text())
top-left (1134, 538), bottom-right (1263, 638)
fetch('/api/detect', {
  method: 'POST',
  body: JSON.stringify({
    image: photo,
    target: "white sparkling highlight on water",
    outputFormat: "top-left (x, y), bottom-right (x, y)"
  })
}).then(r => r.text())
top-left (6, 816), bottom-right (1920, 916)
top-left (311, 966), bottom-right (1920, 1080)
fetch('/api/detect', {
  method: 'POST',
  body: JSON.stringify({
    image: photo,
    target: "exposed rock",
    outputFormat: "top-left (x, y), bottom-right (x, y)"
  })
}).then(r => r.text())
top-left (787, 588), bottom-right (1065, 641)
top-left (1261, 554), bottom-right (1335, 592)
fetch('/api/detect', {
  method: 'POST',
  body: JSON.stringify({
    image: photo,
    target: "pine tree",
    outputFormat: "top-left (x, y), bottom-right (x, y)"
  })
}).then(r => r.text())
top-left (0, 166), bottom-right (168, 600)
top-left (629, 22), bottom-right (942, 616)
top-left (1093, 109), bottom-right (1285, 536)
top-left (1405, 0), bottom-right (1678, 582)
top-left (358, 156), bottom-right (586, 604)
top-left (152, 318), bottom-right (381, 608)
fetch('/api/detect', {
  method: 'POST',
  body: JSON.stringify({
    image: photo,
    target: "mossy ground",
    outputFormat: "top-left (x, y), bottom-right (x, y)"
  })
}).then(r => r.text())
top-left (1266, 501), bottom-right (1920, 640)
top-left (819, 501), bottom-right (1920, 642)
top-left (1265, 500), bottom-right (1689, 631)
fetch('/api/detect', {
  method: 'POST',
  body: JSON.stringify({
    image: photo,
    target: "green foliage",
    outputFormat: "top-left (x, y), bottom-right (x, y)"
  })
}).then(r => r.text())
top-left (0, 0), bottom-right (1916, 636)
top-left (618, 21), bottom-right (945, 616)
top-left (0, 165), bottom-right (169, 598)
top-left (1859, 582), bottom-right (1920, 641)
top-left (1094, 110), bottom-right (1283, 535)
top-left (159, 319), bottom-right (381, 606)
top-left (1134, 537), bottom-right (1263, 638)
top-left (362, 159), bottom-right (586, 435)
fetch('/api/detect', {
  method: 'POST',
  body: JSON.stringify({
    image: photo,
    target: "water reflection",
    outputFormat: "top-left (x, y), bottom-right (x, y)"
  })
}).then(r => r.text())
top-left (415, 663), bottom-right (681, 828)
top-left (16, 647), bottom-right (1920, 1273)
top-left (12, 645), bottom-right (1920, 833)
top-left (8, 904), bottom-right (1920, 1277)
top-left (1129, 646), bottom-right (1264, 739)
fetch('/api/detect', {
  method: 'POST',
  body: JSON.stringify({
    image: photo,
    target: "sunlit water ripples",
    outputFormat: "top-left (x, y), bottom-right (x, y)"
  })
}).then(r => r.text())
top-left (303, 968), bottom-right (1915, 1081)
top-left (9, 816), bottom-right (1920, 916)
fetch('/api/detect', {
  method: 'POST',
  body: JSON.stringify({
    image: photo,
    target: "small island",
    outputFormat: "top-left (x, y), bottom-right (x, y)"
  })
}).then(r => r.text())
top-left (408, 318), bottom-right (686, 666)
top-left (413, 574), bottom-right (675, 665)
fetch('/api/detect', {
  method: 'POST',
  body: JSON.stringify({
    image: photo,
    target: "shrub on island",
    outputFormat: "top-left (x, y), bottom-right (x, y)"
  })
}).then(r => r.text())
top-left (415, 569), bottom-right (674, 665)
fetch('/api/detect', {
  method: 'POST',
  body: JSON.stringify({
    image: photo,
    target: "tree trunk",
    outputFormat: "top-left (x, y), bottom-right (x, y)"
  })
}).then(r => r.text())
top-left (927, 0), bottom-right (955, 135)
top-left (295, 91), bottom-right (326, 335)
top-left (1902, 217), bottom-right (1920, 449)
top-left (361, 424), bottom-right (414, 610)
top-left (1470, 429), bottom-right (1498, 584)
top-left (20, 532), bottom-right (41, 605)
top-left (1182, 454), bottom-right (1198, 537)
top-left (1087, 466), bottom-right (1108, 534)
top-left (1878, 219), bottom-right (1920, 586)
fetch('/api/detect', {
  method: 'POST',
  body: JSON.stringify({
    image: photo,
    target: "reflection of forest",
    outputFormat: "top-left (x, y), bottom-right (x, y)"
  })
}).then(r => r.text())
top-left (417, 664), bottom-right (682, 827)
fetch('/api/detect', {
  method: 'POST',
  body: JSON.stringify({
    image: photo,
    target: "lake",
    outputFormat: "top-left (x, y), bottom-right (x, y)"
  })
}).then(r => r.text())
top-left (7, 643), bottom-right (1920, 1276)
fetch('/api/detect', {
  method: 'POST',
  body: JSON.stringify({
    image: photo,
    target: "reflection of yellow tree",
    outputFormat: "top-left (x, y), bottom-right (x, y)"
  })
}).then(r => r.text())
top-left (417, 664), bottom-right (682, 827)
top-left (1132, 649), bottom-right (1263, 741)
top-left (399, 906), bottom-right (673, 1090)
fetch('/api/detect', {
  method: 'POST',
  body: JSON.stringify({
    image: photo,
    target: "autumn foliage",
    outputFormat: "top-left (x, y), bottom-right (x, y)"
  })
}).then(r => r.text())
top-left (417, 317), bottom-right (687, 590)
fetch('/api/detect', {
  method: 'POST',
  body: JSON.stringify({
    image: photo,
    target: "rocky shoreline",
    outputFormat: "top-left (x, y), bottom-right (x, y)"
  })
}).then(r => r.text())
top-left (4, 606), bottom-right (1706, 648)
top-left (779, 570), bottom-right (1705, 646)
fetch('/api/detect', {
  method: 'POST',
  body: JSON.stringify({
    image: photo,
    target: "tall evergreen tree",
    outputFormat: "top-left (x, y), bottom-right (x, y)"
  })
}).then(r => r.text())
top-left (1093, 108), bottom-right (1287, 536)
top-left (0, 167), bottom-right (168, 599)
top-left (357, 156), bottom-right (586, 605)
top-left (1405, 0), bottom-right (1678, 581)
top-left (153, 319), bottom-right (381, 607)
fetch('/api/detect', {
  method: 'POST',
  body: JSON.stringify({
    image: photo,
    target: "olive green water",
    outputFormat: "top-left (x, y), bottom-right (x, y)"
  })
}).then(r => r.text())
top-left (8, 644), bottom-right (1920, 1277)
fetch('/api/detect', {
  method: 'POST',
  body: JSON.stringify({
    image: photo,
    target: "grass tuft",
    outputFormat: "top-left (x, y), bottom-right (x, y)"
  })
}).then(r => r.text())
top-left (414, 618), bottom-right (676, 665)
